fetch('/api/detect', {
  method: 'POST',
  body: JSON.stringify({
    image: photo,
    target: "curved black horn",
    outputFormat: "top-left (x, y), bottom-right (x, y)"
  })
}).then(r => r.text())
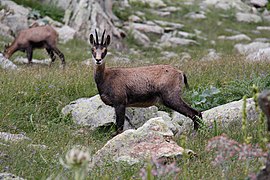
top-left (95, 29), bottom-right (99, 45)
top-left (101, 30), bottom-right (106, 45)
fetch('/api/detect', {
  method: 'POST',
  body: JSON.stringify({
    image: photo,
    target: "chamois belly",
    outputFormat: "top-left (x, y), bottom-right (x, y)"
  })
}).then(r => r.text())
top-left (127, 94), bottom-right (161, 107)
top-left (30, 41), bottom-right (47, 49)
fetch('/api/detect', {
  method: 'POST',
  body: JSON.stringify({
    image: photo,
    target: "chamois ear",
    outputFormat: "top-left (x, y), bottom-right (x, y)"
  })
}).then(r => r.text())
top-left (89, 34), bottom-right (95, 45)
top-left (105, 35), bottom-right (110, 47)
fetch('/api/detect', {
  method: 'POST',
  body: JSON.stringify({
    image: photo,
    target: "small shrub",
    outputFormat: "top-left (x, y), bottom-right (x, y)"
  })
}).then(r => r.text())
top-left (206, 134), bottom-right (268, 166)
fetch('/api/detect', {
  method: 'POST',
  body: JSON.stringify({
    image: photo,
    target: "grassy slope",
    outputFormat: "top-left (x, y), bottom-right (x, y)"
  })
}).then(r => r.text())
top-left (0, 0), bottom-right (270, 179)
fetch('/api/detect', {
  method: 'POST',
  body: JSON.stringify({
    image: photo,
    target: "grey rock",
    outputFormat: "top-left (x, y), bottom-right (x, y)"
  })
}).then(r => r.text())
top-left (178, 31), bottom-right (196, 39)
top-left (185, 12), bottom-right (206, 20)
top-left (90, 117), bottom-right (194, 167)
top-left (179, 52), bottom-right (192, 62)
top-left (172, 111), bottom-right (194, 135)
top-left (130, 22), bottom-right (164, 34)
top-left (0, 53), bottom-right (18, 70)
top-left (201, 0), bottom-right (251, 11)
top-left (160, 6), bottom-right (182, 12)
top-left (55, 25), bottom-right (76, 43)
top-left (0, 0), bottom-right (29, 16)
top-left (150, 10), bottom-right (171, 17)
top-left (28, 144), bottom-right (48, 150)
top-left (236, 12), bottom-right (262, 23)
top-left (246, 47), bottom-right (270, 62)
top-left (234, 42), bottom-right (270, 55)
top-left (161, 37), bottom-right (199, 47)
top-left (14, 57), bottom-right (51, 65)
top-left (0, 173), bottom-right (25, 180)
top-left (161, 51), bottom-right (178, 59)
top-left (218, 34), bottom-right (251, 41)
top-left (203, 98), bottom-right (260, 126)
top-left (0, 22), bottom-right (12, 39)
top-left (250, 0), bottom-right (268, 7)
top-left (0, 132), bottom-right (31, 143)
top-left (129, 0), bottom-right (166, 8)
top-left (262, 15), bottom-right (270, 22)
top-left (130, 29), bottom-right (150, 45)
top-left (62, 95), bottom-right (158, 130)
top-left (200, 49), bottom-right (221, 61)
top-left (173, 98), bottom-right (260, 131)
top-left (257, 26), bottom-right (270, 31)
top-left (0, 0), bottom-right (29, 34)
top-left (154, 20), bottom-right (184, 30)
top-left (128, 15), bottom-right (142, 23)
top-left (254, 38), bottom-right (270, 42)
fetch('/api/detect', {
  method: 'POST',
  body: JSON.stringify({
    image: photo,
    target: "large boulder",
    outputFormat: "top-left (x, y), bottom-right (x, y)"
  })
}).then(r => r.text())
top-left (0, 0), bottom-right (29, 35)
top-left (234, 42), bottom-right (270, 55)
top-left (246, 47), bottom-right (270, 62)
top-left (90, 117), bottom-right (194, 167)
top-left (0, 53), bottom-right (18, 70)
top-left (203, 98), bottom-right (259, 126)
top-left (173, 98), bottom-right (260, 132)
top-left (250, 0), bottom-right (268, 7)
top-left (62, 95), bottom-right (159, 130)
top-left (236, 12), bottom-right (262, 23)
top-left (54, 25), bottom-right (76, 43)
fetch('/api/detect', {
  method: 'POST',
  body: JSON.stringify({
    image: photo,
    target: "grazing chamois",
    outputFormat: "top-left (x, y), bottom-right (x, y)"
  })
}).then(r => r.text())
top-left (90, 30), bottom-right (202, 135)
top-left (3, 25), bottom-right (65, 67)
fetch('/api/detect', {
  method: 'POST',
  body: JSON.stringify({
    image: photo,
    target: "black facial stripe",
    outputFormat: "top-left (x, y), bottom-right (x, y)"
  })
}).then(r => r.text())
top-left (101, 49), bottom-right (107, 59)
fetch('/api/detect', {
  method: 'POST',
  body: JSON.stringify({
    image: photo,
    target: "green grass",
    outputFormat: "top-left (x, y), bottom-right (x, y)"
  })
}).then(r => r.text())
top-left (1, 1), bottom-right (270, 179)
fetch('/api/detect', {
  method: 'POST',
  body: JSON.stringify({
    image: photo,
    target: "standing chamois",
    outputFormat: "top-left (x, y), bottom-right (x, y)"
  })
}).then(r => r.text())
top-left (3, 25), bottom-right (65, 67)
top-left (89, 30), bottom-right (202, 135)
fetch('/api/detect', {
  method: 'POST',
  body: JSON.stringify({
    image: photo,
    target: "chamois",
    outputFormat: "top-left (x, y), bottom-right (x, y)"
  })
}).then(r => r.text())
top-left (89, 30), bottom-right (202, 135)
top-left (3, 25), bottom-right (65, 66)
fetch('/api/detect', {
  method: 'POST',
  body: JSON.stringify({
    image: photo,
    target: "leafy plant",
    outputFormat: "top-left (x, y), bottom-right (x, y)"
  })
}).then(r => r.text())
top-left (191, 86), bottom-right (221, 110)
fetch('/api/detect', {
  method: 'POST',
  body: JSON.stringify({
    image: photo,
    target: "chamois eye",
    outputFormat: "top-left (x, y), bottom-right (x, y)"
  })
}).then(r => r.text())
top-left (91, 48), bottom-right (96, 54)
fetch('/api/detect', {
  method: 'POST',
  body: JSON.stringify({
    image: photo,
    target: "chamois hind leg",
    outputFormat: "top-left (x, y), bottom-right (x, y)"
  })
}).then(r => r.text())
top-left (26, 47), bottom-right (33, 64)
top-left (46, 48), bottom-right (56, 66)
top-left (161, 91), bottom-right (202, 130)
top-left (52, 47), bottom-right (65, 67)
top-left (114, 105), bottom-right (126, 135)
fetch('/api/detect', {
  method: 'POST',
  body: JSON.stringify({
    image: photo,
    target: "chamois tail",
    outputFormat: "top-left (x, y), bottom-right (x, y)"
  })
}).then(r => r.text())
top-left (183, 73), bottom-right (189, 89)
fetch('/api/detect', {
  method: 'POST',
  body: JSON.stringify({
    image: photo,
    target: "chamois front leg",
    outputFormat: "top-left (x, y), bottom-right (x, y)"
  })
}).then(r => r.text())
top-left (114, 104), bottom-right (126, 134)
top-left (26, 46), bottom-right (33, 64)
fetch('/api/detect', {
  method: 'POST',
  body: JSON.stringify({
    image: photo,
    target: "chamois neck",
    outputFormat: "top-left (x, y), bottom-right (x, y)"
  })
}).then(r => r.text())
top-left (94, 63), bottom-right (106, 85)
